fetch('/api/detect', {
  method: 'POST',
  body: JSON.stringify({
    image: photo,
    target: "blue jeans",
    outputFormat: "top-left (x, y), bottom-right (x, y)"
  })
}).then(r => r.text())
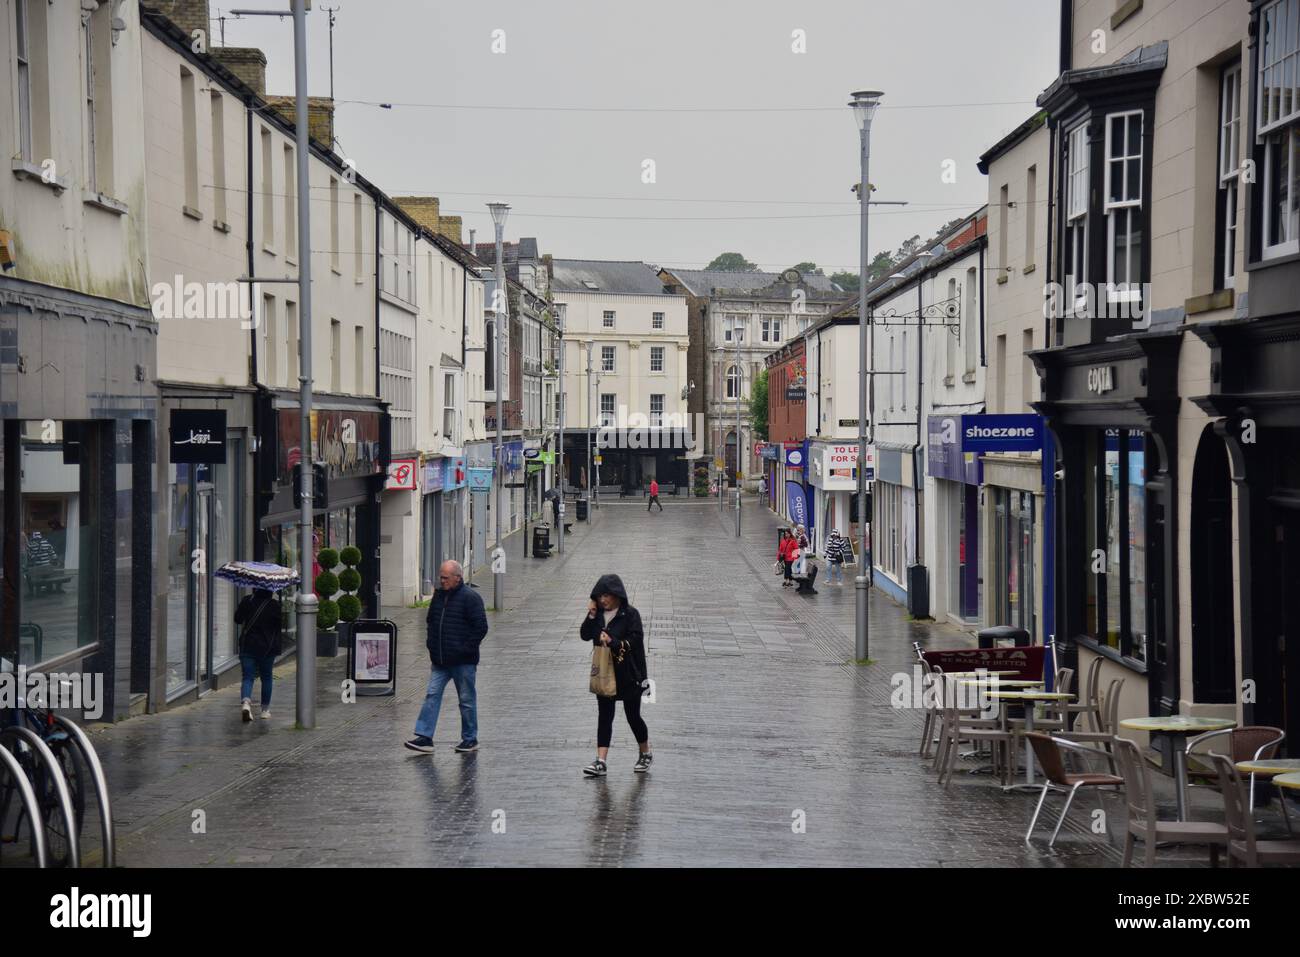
top-left (414, 664), bottom-right (478, 742)
top-left (240, 653), bottom-right (275, 709)
top-left (828, 561), bottom-right (844, 584)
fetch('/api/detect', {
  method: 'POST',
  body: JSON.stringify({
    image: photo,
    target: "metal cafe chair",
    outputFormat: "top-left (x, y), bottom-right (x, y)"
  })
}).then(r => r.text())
top-left (1063, 654), bottom-right (1105, 733)
top-left (1023, 733), bottom-right (1123, 847)
top-left (936, 696), bottom-right (1015, 789)
top-left (1054, 677), bottom-right (1126, 775)
top-left (1209, 754), bottom-right (1300, 868)
top-left (1114, 737), bottom-right (1227, 867)
top-left (1185, 727), bottom-right (1290, 833)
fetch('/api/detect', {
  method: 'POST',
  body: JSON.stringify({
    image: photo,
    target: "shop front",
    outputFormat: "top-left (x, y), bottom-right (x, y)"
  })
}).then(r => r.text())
top-left (1193, 314), bottom-right (1300, 750)
top-left (759, 442), bottom-right (779, 510)
top-left (927, 416), bottom-right (981, 625)
top-left (1032, 331), bottom-right (1181, 717)
top-left (158, 395), bottom-right (255, 703)
top-left (871, 444), bottom-right (921, 608)
top-left (254, 394), bottom-right (387, 650)
top-left (1, 282), bottom-right (157, 721)
top-left (807, 441), bottom-right (874, 554)
top-left (465, 441), bottom-right (493, 575)
top-left (420, 452), bottom-right (467, 595)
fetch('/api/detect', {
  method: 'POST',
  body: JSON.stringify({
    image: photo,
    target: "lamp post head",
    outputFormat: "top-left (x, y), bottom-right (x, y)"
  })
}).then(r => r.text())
top-left (487, 202), bottom-right (510, 229)
top-left (848, 90), bottom-right (884, 132)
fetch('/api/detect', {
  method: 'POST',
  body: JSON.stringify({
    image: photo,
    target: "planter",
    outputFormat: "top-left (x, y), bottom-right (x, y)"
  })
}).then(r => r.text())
top-left (337, 620), bottom-right (354, 654)
top-left (316, 628), bottom-right (340, 658)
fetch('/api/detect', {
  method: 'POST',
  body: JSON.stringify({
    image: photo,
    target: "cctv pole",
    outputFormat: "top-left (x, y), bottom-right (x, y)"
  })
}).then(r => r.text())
top-left (489, 204), bottom-right (509, 611)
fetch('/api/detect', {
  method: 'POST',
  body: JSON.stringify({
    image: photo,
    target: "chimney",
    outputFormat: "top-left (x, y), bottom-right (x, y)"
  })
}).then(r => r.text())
top-left (265, 95), bottom-right (335, 147)
top-left (393, 197), bottom-right (462, 244)
top-left (211, 47), bottom-right (268, 96)
top-left (157, 0), bottom-right (211, 40)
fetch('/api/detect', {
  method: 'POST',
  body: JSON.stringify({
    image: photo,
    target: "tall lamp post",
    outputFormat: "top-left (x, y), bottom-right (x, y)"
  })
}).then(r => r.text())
top-left (488, 202), bottom-right (509, 611)
top-left (850, 89), bottom-right (883, 663)
top-left (585, 340), bottom-right (595, 517)
top-left (733, 316), bottom-right (743, 537)
top-left (554, 302), bottom-right (566, 554)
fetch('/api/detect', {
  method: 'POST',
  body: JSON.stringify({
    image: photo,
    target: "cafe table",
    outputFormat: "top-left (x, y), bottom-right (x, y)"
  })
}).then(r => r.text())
top-left (989, 691), bottom-right (1074, 789)
top-left (1235, 758), bottom-right (1300, 832)
top-left (1118, 715), bottom-right (1236, 821)
top-left (1274, 772), bottom-right (1300, 792)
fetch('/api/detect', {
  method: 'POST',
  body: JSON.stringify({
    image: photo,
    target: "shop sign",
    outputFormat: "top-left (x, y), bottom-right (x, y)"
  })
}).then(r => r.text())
top-left (1086, 365), bottom-right (1115, 394)
top-left (443, 456), bottom-right (466, 490)
top-left (785, 480), bottom-right (809, 527)
top-left (961, 414), bottom-right (1043, 453)
top-left (784, 446), bottom-right (805, 468)
top-left (812, 443), bottom-right (875, 489)
top-left (386, 459), bottom-right (418, 491)
top-left (467, 467), bottom-right (493, 492)
top-left (170, 409), bottom-right (227, 464)
top-left (278, 409), bottom-right (381, 482)
top-left (423, 458), bottom-right (445, 493)
top-left (927, 416), bottom-right (978, 484)
top-left (760, 443), bottom-right (779, 461)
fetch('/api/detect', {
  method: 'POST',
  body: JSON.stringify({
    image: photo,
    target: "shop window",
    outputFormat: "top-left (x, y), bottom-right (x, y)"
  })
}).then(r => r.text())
top-left (1258, 0), bottom-right (1300, 258)
top-left (1084, 428), bottom-right (1149, 661)
top-left (12, 421), bottom-right (101, 668)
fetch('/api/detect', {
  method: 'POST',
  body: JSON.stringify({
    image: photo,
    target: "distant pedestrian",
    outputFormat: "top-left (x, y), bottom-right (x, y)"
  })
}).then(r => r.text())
top-left (234, 588), bottom-right (282, 721)
top-left (777, 529), bottom-right (798, 587)
top-left (759, 475), bottom-right (768, 498)
top-left (548, 486), bottom-right (562, 527)
top-left (794, 524), bottom-right (810, 551)
top-left (406, 560), bottom-right (488, 755)
top-left (824, 528), bottom-right (853, 586)
top-left (580, 574), bottom-right (652, 776)
top-left (647, 478), bottom-right (663, 512)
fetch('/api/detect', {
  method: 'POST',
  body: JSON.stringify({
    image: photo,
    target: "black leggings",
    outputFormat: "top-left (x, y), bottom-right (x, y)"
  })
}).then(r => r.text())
top-left (597, 692), bottom-right (649, 748)
top-left (782, 559), bottom-right (793, 581)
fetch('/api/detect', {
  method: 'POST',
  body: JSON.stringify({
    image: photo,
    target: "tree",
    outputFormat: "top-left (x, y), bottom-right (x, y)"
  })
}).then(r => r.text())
top-left (706, 252), bottom-right (758, 272)
top-left (749, 368), bottom-right (769, 442)
top-left (791, 262), bottom-right (818, 275)
top-left (831, 270), bottom-right (859, 293)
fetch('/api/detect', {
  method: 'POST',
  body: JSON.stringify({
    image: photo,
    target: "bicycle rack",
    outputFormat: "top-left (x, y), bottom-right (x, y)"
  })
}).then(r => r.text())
top-left (51, 715), bottom-right (114, 868)
top-left (0, 726), bottom-right (79, 868)
top-left (0, 744), bottom-right (48, 868)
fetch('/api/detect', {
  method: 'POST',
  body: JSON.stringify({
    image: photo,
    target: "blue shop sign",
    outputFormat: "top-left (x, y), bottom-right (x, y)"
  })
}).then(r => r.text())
top-left (785, 480), bottom-right (809, 526)
top-left (784, 444), bottom-right (806, 468)
top-left (467, 467), bottom-right (493, 492)
top-left (961, 414), bottom-right (1043, 453)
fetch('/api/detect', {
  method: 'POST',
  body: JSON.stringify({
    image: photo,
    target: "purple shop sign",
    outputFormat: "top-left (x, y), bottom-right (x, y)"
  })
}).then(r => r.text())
top-left (927, 415), bottom-right (979, 485)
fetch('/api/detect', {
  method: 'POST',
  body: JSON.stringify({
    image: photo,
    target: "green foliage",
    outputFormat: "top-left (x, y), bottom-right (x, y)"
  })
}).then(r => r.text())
top-left (705, 252), bottom-right (758, 272)
top-left (831, 270), bottom-right (859, 293)
top-left (750, 369), bottom-right (769, 441)
top-left (339, 545), bottom-right (362, 568)
top-left (693, 463), bottom-right (710, 497)
top-left (337, 594), bottom-right (362, 622)
top-left (317, 599), bottom-right (339, 631)
top-left (317, 548), bottom-right (339, 570)
top-left (314, 570), bottom-right (339, 598)
top-left (338, 568), bottom-right (361, 593)
top-left (791, 262), bottom-right (817, 274)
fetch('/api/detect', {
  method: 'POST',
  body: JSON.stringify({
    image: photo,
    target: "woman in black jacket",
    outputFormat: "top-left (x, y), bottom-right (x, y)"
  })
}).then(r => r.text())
top-left (234, 588), bottom-right (282, 722)
top-left (579, 574), bottom-right (652, 776)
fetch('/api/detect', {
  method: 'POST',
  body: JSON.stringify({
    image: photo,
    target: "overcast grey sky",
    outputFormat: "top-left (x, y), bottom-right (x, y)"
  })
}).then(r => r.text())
top-left (216, 0), bottom-right (1059, 275)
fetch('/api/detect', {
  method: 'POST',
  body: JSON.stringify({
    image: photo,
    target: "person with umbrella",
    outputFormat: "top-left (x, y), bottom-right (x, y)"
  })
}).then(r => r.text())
top-left (234, 587), bottom-right (282, 721)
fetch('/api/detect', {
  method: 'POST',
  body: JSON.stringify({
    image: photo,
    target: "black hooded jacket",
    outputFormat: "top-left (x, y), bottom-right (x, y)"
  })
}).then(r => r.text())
top-left (579, 574), bottom-right (647, 697)
top-left (235, 590), bottom-right (283, 658)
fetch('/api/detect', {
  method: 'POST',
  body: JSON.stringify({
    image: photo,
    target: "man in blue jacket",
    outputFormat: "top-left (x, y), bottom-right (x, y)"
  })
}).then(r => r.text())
top-left (405, 560), bottom-right (489, 754)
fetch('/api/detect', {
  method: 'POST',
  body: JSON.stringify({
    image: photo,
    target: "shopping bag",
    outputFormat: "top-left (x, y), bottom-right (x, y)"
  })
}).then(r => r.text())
top-left (590, 643), bottom-right (617, 696)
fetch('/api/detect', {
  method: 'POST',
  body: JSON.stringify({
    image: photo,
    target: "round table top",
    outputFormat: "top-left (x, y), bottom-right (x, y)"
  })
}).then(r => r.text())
top-left (1235, 758), bottom-right (1300, 776)
top-left (1273, 772), bottom-right (1300, 791)
top-left (942, 670), bottom-right (1020, 678)
top-left (957, 679), bottom-right (1044, 688)
top-left (1119, 715), bottom-right (1237, 733)
top-left (989, 691), bottom-right (1073, 701)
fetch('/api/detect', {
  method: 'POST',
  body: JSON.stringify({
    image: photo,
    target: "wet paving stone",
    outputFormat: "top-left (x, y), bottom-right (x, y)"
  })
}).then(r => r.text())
top-left (64, 498), bottom-right (1238, 868)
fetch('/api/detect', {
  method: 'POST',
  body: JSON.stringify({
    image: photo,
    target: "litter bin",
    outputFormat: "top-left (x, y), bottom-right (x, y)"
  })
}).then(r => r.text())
top-left (977, 625), bottom-right (1030, 649)
top-left (576, 498), bottom-right (589, 522)
top-left (532, 523), bottom-right (552, 557)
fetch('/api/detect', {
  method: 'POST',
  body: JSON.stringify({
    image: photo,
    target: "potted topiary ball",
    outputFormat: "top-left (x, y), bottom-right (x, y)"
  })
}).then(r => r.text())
top-left (314, 548), bottom-right (341, 657)
top-left (336, 546), bottom-right (364, 648)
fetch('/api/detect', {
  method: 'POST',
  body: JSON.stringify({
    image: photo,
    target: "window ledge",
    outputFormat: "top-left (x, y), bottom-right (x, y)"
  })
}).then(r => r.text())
top-left (331, 266), bottom-right (343, 276)
top-left (943, 374), bottom-right (955, 387)
top-left (213, 219), bottom-right (231, 234)
top-left (1022, 263), bottom-right (1036, 276)
top-left (83, 191), bottom-right (129, 216)
top-left (996, 274), bottom-right (1009, 285)
top-left (286, 255), bottom-right (298, 268)
top-left (962, 371), bottom-right (977, 384)
top-left (263, 244), bottom-right (277, 256)
top-left (1185, 288), bottom-right (1234, 316)
top-left (1111, 0), bottom-right (1143, 30)
top-left (12, 160), bottom-right (70, 193)
top-left (355, 277), bottom-right (366, 285)
top-left (183, 205), bottom-right (203, 221)
top-left (1073, 633), bottom-right (1149, 676)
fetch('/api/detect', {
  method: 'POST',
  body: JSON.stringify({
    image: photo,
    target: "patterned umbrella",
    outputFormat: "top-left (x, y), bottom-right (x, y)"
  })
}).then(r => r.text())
top-left (214, 560), bottom-right (300, 593)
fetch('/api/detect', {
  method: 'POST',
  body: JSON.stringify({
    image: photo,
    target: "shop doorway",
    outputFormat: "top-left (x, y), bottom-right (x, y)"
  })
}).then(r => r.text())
top-left (1190, 428), bottom-right (1235, 704)
top-left (1269, 505), bottom-right (1300, 755)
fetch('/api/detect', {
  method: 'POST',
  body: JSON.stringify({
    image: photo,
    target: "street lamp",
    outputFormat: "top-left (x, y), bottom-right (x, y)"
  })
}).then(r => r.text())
top-left (585, 339), bottom-right (596, 516)
top-left (553, 302), bottom-right (566, 554)
top-left (732, 315), bottom-right (743, 538)
top-left (849, 89), bottom-right (882, 663)
top-left (488, 202), bottom-right (509, 612)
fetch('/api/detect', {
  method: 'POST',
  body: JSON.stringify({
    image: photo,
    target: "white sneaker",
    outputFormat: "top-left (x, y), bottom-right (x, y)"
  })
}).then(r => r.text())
top-left (241, 699), bottom-right (253, 723)
top-left (259, 709), bottom-right (271, 720)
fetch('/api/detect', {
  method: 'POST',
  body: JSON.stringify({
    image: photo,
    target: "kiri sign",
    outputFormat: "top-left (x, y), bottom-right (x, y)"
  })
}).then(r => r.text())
top-left (169, 410), bottom-right (226, 464)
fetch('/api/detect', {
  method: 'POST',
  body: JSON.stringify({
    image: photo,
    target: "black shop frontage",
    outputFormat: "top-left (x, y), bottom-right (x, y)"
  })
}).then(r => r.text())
top-left (1031, 330), bottom-right (1182, 718)
top-left (1192, 313), bottom-right (1300, 753)
top-left (253, 391), bottom-right (388, 649)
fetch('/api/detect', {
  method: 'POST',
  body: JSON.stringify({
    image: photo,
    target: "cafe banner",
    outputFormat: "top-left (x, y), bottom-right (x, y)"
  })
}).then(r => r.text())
top-left (920, 646), bottom-right (1046, 681)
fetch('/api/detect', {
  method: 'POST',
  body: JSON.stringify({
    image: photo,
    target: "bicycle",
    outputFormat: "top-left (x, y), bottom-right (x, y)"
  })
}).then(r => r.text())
top-left (0, 666), bottom-right (85, 867)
